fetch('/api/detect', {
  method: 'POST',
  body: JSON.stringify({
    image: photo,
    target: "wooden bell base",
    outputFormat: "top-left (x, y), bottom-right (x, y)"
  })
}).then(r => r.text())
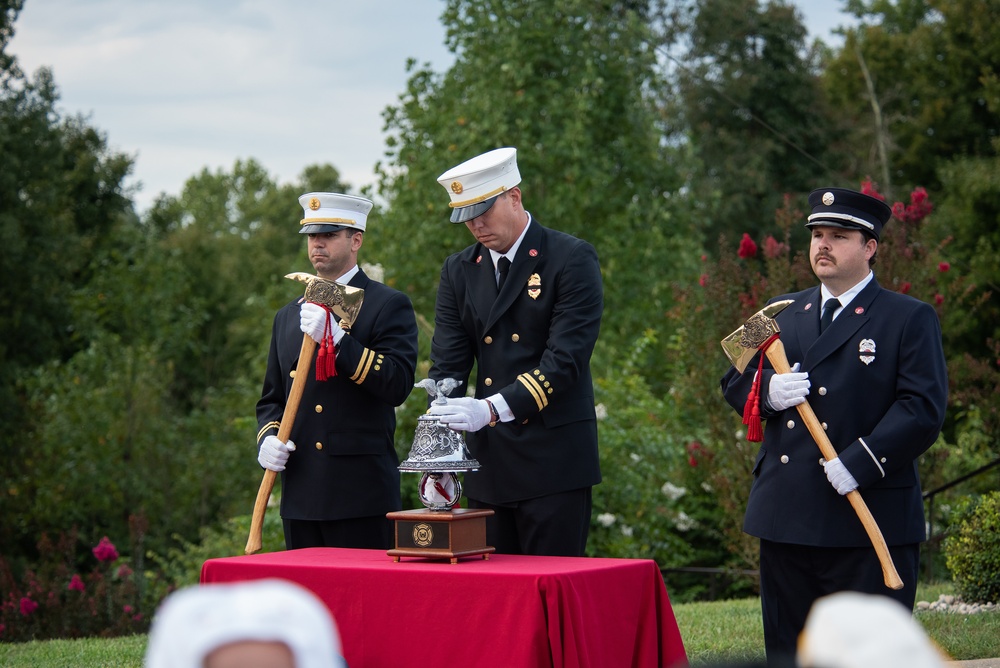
top-left (387, 508), bottom-right (495, 563)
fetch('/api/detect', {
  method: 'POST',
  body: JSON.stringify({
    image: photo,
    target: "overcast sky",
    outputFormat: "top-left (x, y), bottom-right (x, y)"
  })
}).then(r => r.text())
top-left (9, 1), bottom-right (854, 213)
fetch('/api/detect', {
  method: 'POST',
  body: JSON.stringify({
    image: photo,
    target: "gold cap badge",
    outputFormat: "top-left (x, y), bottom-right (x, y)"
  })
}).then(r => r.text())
top-left (309, 197), bottom-right (321, 210)
top-left (451, 181), bottom-right (463, 195)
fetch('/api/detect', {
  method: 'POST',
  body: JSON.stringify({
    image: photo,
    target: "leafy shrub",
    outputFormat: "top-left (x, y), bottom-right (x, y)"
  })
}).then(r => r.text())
top-left (0, 531), bottom-right (148, 642)
top-left (944, 492), bottom-right (1000, 603)
top-left (145, 507), bottom-right (287, 603)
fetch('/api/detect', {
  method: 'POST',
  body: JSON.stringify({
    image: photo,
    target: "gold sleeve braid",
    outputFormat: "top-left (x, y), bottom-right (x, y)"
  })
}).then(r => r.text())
top-left (517, 370), bottom-right (550, 411)
top-left (350, 347), bottom-right (385, 385)
top-left (257, 421), bottom-right (280, 444)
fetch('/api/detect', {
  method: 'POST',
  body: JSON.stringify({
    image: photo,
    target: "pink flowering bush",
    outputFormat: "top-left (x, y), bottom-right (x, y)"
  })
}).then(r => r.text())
top-left (0, 528), bottom-right (149, 642)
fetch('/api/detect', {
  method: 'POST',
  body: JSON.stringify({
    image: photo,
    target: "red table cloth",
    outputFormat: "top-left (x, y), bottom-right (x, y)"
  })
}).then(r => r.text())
top-left (201, 547), bottom-right (688, 668)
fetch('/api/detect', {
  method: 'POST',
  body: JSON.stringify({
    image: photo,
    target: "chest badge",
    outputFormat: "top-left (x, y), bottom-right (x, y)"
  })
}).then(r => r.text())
top-left (527, 273), bottom-right (541, 300)
top-left (859, 338), bottom-right (876, 366)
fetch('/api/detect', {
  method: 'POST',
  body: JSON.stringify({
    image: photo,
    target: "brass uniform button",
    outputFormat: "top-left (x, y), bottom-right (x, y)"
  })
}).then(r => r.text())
top-left (484, 336), bottom-right (493, 344)
top-left (511, 334), bottom-right (520, 342)
top-left (484, 378), bottom-right (493, 386)
top-left (780, 455), bottom-right (789, 464)
top-left (786, 420), bottom-right (795, 429)
top-left (818, 387), bottom-right (828, 396)
top-left (315, 442), bottom-right (323, 450)
top-left (315, 405), bottom-right (323, 413)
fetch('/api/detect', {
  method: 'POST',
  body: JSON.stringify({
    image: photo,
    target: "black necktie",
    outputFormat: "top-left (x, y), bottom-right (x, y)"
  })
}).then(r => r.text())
top-left (497, 256), bottom-right (511, 291)
top-left (820, 297), bottom-right (840, 333)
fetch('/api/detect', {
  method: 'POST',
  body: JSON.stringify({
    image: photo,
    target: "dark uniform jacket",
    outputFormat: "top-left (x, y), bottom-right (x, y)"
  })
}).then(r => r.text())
top-left (429, 218), bottom-right (604, 505)
top-left (721, 277), bottom-right (948, 547)
top-left (256, 269), bottom-right (418, 521)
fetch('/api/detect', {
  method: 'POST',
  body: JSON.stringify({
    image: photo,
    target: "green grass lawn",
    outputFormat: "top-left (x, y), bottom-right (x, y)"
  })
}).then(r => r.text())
top-left (672, 582), bottom-right (1000, 665)
top-left (1, 583), bottom-right (996, 666)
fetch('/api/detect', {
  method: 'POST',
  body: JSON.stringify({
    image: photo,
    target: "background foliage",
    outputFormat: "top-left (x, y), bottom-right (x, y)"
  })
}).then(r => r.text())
top-left (2, 0), bottom-right (999, 640)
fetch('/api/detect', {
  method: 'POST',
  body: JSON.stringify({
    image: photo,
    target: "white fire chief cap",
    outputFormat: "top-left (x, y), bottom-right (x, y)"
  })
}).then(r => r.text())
top-left (437, 147), bottom-right (521, 223)
top-left (298, 192), bottom-right (373, 234)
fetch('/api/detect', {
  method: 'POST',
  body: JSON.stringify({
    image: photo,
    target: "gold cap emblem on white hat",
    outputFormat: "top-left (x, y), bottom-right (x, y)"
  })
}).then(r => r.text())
top-left (451, 181), bottom-right (463, 194)
top-left (309, 197), bottom-right (321, 210)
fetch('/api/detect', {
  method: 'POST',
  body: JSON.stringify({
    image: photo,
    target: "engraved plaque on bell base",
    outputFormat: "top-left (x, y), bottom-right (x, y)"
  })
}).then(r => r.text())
top-left (387, 508), bottom-right (494, 563)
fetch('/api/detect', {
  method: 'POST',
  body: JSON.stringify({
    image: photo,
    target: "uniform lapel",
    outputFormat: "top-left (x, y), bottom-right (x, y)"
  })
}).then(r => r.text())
top-left (803, 279), bottom-right (880, 368)
top-left (790, 288), bottom-right (822, 358)
top-left (462, 248), bottom-right (499, 327)
top-left (486, 223), bottom-right (543, 331)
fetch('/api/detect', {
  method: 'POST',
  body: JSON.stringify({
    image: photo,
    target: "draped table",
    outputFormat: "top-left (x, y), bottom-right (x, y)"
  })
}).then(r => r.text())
top-left (201, 547), bottom-right (687, 668)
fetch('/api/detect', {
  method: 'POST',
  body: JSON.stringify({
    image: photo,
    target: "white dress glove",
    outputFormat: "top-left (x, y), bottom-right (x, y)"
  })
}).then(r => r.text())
top-left (300, 302), bottom-right (345, 345)
top-left (258, 435), bottom-right (296, 472)
top-left (823, 456), bottom-right (859, 495)
top-left (766, 362), bottom-right (811, 411)
top-left (426, 397), bottom-right (493, 433)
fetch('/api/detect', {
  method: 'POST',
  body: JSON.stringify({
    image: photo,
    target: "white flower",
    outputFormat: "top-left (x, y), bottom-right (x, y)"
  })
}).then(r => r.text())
top-left (629, 453), bottom-right (642, 463)
top-left (596, 512), bottom-right (616, 527)
top-left (595, 403), bottom-right (608, 420)
top-left (700, 482), bottom-right (714, 493)
top-left (361, 262), bottom-right (384, 283)
top-left (621, 524), bottom-right (633, 537)
top-left (675, 511), bottom-right (695, 532)
top-left (660, 481), bottom-right (687, 501)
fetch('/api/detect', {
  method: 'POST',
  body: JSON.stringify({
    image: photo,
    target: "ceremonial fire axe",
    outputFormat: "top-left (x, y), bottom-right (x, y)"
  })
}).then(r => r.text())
top-left (245, 272), bottom-right (364, 555)
top-left (721, 300), bottom-right (904, 590)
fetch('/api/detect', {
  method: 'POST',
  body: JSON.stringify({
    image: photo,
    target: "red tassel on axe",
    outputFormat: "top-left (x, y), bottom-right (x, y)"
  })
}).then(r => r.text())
top-left (314, 304), bottom-right (338, 381)
top-left (742, 333), bottom-right (780, 442)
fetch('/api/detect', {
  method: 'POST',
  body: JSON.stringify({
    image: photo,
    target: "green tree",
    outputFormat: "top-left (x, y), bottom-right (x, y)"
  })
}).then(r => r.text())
top-left (665, 0), bottom-right (844, 244)
top-left (0, 13), bottom-right (134, 381)
top-left (825, 0), bottom-right (1000, 195)
top-left (1, 1), bottom-right (135, 555)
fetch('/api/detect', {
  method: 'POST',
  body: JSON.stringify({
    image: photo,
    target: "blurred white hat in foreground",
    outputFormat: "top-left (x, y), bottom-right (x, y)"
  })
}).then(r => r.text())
top-left (798, 591), bottom-right (949, 668)
top-left (145, 578), bottom-right (346, 668)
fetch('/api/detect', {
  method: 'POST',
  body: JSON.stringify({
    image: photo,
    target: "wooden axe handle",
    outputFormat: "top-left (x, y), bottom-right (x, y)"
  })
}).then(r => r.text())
top-left (245, 334), bottom-right (317, 555)
top-left (765, 338), bottom-right (904, 590)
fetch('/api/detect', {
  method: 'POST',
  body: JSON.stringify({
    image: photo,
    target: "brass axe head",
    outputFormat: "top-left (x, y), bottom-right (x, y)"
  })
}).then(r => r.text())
top-left (286, 272), bottom-right (365, 329)
top-left (721, 299), bottom-right (795, 373)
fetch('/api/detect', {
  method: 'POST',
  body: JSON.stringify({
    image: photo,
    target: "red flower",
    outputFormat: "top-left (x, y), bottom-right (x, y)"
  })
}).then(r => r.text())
top-left (737, 233), bottom-right (757, 259)
top-left (19, 597), bottom-right (38, 616)
top-left (116, 564), bottom-right (133, 579)
top-left (687, 441), bottom-right (703, 467)
top-left (938, 262), bottom-right (950, 272)
top-left (860, 179), bottom-right (886, 201)
top-left (900, 282), bottom-right (911, 294)
top-left (891, 187), bottom-right (934, 224)
top-left (698, 274), bottom-right (708, 287)
top-left (92, 536), bottom-right (119, 563)
top-left (934, 294), bottom-right (944, 305)
top-left (763, 235), bottom-right (786, 259)
top-left (68, 574), bottom-right (85, 592)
